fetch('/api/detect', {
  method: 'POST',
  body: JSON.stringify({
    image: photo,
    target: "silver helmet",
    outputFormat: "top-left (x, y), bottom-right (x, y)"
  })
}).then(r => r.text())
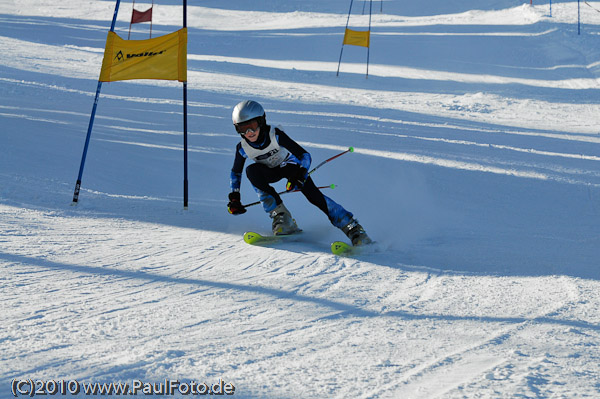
top-left (232, 100), bottom-right (266, 130)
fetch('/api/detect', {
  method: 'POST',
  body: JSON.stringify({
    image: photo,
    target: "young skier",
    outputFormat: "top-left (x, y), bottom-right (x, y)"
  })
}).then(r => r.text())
top-left (226, 100), bottom-right (371, 245)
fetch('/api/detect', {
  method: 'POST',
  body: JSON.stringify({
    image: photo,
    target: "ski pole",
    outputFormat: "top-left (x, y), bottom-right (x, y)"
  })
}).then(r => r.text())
top-left (286, 146), bottom-right (354, 191)
top-left (242, 184), bottom-right (336, 208)
top-left (308, 146), bottom-right (354, 177)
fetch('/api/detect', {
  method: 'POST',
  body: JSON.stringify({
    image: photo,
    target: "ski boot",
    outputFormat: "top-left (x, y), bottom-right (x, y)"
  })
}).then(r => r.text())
top-left (342, 219), bottom-right (372, 246)
top-left (270, 203), bottom-right (300, 235)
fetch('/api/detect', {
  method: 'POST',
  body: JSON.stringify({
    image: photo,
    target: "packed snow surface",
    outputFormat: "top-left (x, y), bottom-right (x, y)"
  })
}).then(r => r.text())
top-left (1, 0), bottom-right (599, 397)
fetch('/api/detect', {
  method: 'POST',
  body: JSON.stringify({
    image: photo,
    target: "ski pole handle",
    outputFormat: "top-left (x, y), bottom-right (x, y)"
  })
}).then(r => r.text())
top-left (286, 146), bottom-right (354, 192)
top-left (242, 184), bottom-right (336, 208)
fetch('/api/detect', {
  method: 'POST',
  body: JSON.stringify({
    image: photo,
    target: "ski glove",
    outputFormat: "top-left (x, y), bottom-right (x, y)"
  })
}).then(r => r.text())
top-left (286, 165), bottom-right (308, 191)
top-left (227, 192), bottom-right (246, 215)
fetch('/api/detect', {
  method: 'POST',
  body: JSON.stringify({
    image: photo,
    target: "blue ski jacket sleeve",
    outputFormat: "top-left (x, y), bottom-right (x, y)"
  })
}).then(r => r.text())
top-left (276, 129), bottom-right (311, 171)
top-left (230, 143), bottom-right (246, 192)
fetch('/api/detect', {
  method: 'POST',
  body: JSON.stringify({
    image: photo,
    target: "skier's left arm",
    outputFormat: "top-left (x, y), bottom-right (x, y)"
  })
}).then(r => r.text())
top-left (276, 129), bottom-right (311, 190)
top-left (276, 129), bottom-right (311, 171)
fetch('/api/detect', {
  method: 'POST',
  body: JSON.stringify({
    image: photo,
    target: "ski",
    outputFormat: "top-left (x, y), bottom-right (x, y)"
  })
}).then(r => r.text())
top-left (330, 240), bottom-right (356, 256)
top-left (331, 238), bottom-right (375, 256)
top-left (243, 230), bottom-right (302, 245)
top-left (244, 231), bottom-right (369, 257)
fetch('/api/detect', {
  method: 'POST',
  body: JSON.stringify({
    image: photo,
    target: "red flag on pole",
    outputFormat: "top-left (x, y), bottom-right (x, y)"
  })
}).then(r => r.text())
top-left (131, 7), bottom-right (152, 24)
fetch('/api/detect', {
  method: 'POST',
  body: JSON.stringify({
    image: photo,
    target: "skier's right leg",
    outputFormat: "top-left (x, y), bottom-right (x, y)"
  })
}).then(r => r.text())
top-left (246, 163), bottom-right (299, 235)
top-left (245, 163), bottom-right (281, 212)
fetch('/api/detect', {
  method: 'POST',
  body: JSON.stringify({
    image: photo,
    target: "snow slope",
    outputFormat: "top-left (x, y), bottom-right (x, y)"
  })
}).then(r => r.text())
top-left (1, 0), bottom-right (599, 397)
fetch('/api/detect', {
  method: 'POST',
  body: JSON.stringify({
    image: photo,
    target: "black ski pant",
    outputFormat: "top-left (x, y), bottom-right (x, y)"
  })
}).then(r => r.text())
top-left (245, 163), bottom-right (329, 215)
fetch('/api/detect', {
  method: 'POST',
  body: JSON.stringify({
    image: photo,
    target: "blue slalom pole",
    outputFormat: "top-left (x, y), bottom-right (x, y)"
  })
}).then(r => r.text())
top-left (578, 0), bottom-right (581, 35)
top-left (183, 0), bottom-right (189, 208)
top-left (366, 0), bottom-right (372, 78)
top-left (72, 0), bottom-right (121, 204)
top-left (336, 0), bottom-right (354, 76)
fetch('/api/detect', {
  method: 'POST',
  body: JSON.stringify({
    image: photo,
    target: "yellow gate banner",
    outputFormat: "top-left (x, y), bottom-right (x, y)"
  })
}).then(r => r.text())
top-left (99, 28), bottom-right (187, 82)
top-left (343, 28), bottom-right (370, 48)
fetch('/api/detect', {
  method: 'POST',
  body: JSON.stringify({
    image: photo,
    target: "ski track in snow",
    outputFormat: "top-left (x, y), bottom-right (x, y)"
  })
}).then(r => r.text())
top-left (1, 0), bottom-right (600, 398)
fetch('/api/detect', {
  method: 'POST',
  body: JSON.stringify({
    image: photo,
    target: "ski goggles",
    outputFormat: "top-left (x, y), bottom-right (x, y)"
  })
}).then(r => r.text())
top-left (235, 119), bottom-right (259, 135)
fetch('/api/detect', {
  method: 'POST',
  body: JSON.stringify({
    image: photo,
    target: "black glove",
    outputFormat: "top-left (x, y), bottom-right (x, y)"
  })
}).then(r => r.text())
top-left (227, 192), bottom-right (246, 215)
top-left (286, 165), bottom-right (308, 191)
